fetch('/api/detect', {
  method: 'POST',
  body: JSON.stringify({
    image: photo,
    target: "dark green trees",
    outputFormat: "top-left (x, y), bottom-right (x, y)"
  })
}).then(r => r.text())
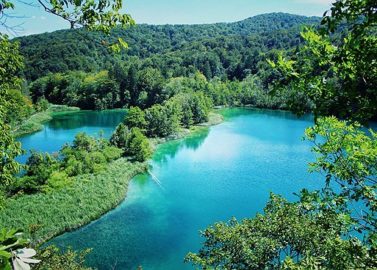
top-left (127, 128), bottom-right (152, 162)
top-left (124, 107), bottom-right (147, 131)
top-left (110, 123), bottom-right (131, 149)
top-left (110, 123), bottom-right (152, 162)
top-left (145, 101), bottom-right (182, 138)
top-left (29, 71), bottom-right (122, 110)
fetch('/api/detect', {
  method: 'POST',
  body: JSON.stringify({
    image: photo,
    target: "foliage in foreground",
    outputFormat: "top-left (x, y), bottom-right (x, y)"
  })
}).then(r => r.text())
top-left (0, 229), bottom-right (40, 270)
top-left (269, 0), bottom-right (377, 122)
top-left (35, 246), bottom-right (91, 270)
top-left (186, 194), bottom-right (367, 269)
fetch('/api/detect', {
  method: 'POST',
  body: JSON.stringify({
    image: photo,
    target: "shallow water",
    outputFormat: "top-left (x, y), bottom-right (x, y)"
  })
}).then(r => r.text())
top-left (46, 108), bottom-right (321, 270)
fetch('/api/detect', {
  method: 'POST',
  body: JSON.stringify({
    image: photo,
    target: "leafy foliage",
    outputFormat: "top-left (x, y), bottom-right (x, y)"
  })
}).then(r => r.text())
top-left (110, 123), bottom-right (130, 149)
top-left (0, 35), bottom-right (25, 188)
top-left (0, 229), bottom-right (40, 270)
top-left (35, 246), bottom-right (91, 270)
top-left (305, 117), bottom-right (377, 247)
top-left (126, 128), bottom-right (152, 162)
top-left (269, 2), bottom-right (377, 121)
top-left (124, 106), bottom-right (147, 131)
top-left (186, 194), bottom-right (368, 269)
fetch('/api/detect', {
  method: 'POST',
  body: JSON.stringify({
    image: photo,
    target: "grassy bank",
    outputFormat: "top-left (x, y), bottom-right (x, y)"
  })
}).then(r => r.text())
top-left (13, 105), bottom-right (80, 137)
top-left (0, 159), bottom-right (147, 243)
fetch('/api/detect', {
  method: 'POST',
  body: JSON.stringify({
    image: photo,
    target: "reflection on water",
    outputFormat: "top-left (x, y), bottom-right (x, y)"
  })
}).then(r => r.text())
top-left (153, 129), bottom-right (210, 164)
top-left (48, 110), bottom-right (126, 130)
top-left (49, 108), bottom-right (323, 270)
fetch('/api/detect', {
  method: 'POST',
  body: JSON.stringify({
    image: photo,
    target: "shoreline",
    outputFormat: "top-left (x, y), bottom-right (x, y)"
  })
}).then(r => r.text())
top-left (1, 110), bottom-right (224, 245)
top-left (13, 105), bottom-right (80, 138)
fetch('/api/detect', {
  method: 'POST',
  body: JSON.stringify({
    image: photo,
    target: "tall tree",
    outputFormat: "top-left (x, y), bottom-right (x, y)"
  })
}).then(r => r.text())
top-left (0, 35), bottom-right (24, 187)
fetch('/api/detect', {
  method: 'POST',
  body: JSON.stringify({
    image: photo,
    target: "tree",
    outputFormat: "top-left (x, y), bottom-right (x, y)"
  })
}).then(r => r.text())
top-left (1, 0), bottom-right (134, 51)
top-left (304, 117), bottom-right (377, 248)
top-left (191, 92), bottom-right (212, 124)
top-left (0, 35), bottom-right (24, 187)
top-left (127, 128), bottom-right (152, 162)
top-left (170, 94), bottom-right (194, 128)
top-left (124, 106), bottom-right (147, 132)
top-left (0, 117), bottom-right (23, 187)
top-left (136, 67), bottom-right (165, 107)
top-left (10, 151), bottom-right (60, 194)
top-left (145, 102), bottom-right (181, 138)
top-left (186, 193), bottom-right (368, 269)
top-left (110, 123), bottom-right (130, 149)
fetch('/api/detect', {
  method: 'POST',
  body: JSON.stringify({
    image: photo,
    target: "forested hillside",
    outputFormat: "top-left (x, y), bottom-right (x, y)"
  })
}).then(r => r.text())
top-left (17, 13), bottom-right (319, 81)
top-left (13, 13), bottom-right (321, 112)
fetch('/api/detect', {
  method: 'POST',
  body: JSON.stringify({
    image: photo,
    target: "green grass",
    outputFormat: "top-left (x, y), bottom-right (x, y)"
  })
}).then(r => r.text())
top-left (13, 105), bottom-right (80, 138)
top-left (0, 159), bottom-right (147, 244)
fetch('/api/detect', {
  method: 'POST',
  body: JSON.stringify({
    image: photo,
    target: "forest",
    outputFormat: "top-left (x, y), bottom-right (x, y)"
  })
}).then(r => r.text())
top-left (0, 0), bottom-right (376, 269)
top-left (16, 13), bottom-right (318, 112)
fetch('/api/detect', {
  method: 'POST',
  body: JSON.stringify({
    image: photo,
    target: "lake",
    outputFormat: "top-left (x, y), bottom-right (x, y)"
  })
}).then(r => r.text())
top-left (17, 110), bottom-right (126, 163)
top-left (20, 108), bottom-right (321, 269)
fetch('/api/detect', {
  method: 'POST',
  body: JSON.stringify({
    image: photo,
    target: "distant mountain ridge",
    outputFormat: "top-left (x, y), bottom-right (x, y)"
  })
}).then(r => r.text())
top-left (16, 13), bottom-right (320, 81)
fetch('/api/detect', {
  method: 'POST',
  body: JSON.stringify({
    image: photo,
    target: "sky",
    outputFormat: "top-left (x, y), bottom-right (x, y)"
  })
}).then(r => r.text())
top-left (2, 0), bottom-right (334, 36)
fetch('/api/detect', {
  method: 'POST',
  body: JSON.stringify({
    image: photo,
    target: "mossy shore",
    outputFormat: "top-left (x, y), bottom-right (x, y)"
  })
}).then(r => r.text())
top-left (0, 110), bottom-right (224, 244)
top-left (13, 105), bottom-right (80, 138)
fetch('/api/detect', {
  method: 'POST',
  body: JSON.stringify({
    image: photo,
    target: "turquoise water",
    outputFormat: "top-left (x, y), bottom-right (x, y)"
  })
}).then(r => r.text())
top-left (46, 108), bottom-right (321, 270)
top-left (17, 110), bottom-right (126, 163)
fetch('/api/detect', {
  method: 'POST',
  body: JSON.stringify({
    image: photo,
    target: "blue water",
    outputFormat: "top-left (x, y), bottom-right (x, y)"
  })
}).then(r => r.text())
top-left (17, 110), bottom-right (126, 163)
top-left (44, 108), bottom-right (321, 270)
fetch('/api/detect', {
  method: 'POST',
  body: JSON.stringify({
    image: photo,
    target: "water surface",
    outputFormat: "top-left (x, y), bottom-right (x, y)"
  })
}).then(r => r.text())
top-left (49, 108), bottom-right (321, 270)
top-left (17, 110), bottom-right (125, 163)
